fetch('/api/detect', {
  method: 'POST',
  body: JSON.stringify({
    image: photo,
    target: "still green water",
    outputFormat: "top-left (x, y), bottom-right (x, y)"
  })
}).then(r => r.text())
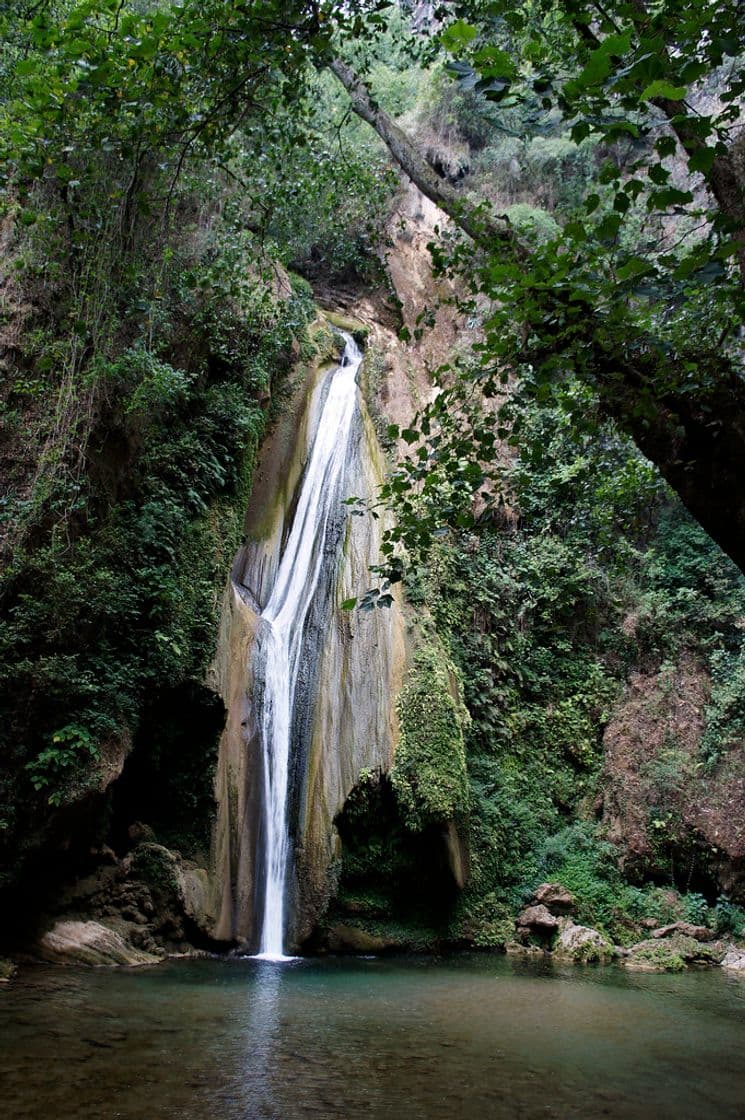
top-left (1, 953), bottom-right (744, 1119)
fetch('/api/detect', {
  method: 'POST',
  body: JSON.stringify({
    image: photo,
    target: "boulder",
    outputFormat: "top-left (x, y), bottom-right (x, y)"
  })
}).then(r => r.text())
top-left (721, 948), bottom-right (745, 971)
top-left (623, 933), bottom-right (726, 972)
top-left (0, 958), bottom-right (17, 982)
top-left (37, 920), bottom-right (162, 967)
top-left (127, 821), bottom-right (157, 847)
top-left (516, 904), bottom-right (559, 933)
top-left (651, 921), bottom-right (716, 942)
top-left (553, 918), bottom-right (616, 964)
top-left (531, 883), bottom-right (576, 915)
top-left (326, 923), bottom-right (395, 954)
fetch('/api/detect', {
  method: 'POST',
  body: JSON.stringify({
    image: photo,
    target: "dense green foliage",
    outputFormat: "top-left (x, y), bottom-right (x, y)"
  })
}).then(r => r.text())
top-left (391, 642), bottom-right (470, 830)
top-left (2, 0), bottom-right (745, 955)
top-left (0, 0), bottom-right (398, 892)
top-left (0, 219), bottom-right (315, 878)
top-left (411, 403), bottom-right (745, 943)
top-left (347, 0), bottom-right (745, 581)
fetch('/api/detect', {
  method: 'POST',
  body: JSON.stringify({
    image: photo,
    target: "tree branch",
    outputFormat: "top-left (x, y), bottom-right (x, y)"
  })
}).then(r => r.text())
top-left (329, 58), bottom-right (514, 248)
top-left (330, 55), bottom-right (745, 572)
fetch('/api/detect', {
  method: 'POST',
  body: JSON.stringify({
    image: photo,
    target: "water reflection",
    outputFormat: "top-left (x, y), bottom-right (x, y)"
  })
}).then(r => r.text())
top-left (1, 954), bottom-right (745, 1120)
top-left (242, 961), bottom-right (286, 1119)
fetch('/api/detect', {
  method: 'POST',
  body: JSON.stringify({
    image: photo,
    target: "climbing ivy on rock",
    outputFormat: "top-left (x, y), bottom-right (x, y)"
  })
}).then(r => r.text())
top-left (391, 643), bottom-right (470, 831)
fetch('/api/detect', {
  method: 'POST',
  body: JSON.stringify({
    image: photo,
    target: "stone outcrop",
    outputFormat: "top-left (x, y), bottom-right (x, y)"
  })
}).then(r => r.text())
top-left (325, 924), bottom-right (397, 954)
top-left (600, 659), bottom-right (745, 901)
top-left (531, 883), bottom-right (576, 914)
top-left (29, 839), bottom-right (217, 965)
top-left (553, 918), bottom-right (616, 964)
top-left (623, 933), bottom-right (727, 972)
top-left (208, 324), bottom-right (407, 950)
top-left (721, 948), bottom-right (745, 971)
top-left (516, 904), bottom-right (559, 937)
top-left (37, 920), bottom-right (161, 967)
top-left (651, 921), bottom-right (716, 942)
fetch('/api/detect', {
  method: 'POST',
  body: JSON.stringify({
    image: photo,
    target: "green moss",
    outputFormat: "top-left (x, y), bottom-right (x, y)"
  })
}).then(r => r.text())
top-left (322, 310), bottom-right (369, 344)
top-left (128, 844), bottom-right (179, 894)
top-left (0, 958), bottom-right (17, 982)
top-left (451, 893), bottom-right (515, 948)
top-left (391, 643), bottom-right (470, 831)
top-left (626, 939), bottom-right (688, 972)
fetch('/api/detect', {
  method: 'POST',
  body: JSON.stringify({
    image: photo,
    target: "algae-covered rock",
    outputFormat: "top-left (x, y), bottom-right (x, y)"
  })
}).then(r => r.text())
top-left (624, 933), bottom-right (724, 972)
top-left (0, 958), bottom-right (17, 982)
top-left (553, 918), bottom-right (616, 964)
top-left (326, 923), bottom-right (395, 954)
top-left (37, 920), bottom-right (162, 967)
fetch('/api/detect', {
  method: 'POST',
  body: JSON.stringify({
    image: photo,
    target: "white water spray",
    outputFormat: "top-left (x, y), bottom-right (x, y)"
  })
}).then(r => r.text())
top-left (253, 333), bottom-right (362, 960)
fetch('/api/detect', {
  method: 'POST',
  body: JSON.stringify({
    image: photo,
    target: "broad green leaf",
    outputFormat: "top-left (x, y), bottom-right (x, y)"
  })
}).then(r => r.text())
top-left (640, 80), bottom-right (686, 102)
top-left (441, 20), bottom-right (477, 53)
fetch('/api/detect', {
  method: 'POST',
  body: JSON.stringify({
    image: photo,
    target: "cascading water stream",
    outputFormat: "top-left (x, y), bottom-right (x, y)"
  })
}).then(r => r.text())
top-left (253, 332), bottom-right (362, 960)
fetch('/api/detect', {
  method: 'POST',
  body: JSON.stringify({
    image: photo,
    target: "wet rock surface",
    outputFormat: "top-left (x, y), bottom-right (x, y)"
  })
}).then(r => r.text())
top-left (623, 933), bottom-right (728, 972)
top-left (37, 920), bottom-right (161, 967)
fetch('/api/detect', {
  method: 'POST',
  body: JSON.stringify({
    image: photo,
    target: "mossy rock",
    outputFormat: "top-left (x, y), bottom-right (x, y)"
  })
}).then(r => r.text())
top-left (307, 319), bottom-right (338, 363)
top-left (0, 957), bottom-right (17, 982)
top-left (624, 934), bottom-right (721, 972)
top-left (326, 923), bottom-right (396, 954)
top-left (322, 310), bottom-right (369, 344)
top-left (553, 919), bottom-right (617, 964)
top-left (391, 643), bottom-right (470, 832)
top-left (127, 843), bottom-right (180, 893)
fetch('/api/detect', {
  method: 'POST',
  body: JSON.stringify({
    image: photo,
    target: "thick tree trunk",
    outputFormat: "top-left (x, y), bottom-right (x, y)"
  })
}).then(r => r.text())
top-left (591, 349), bottom-right (745, 572)
top-left (330, 59), bottom-right (745, 574)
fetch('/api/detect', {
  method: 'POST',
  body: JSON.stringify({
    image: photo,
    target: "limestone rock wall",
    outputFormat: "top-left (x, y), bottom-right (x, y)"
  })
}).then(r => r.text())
top-left (207, 326), bottom-right (406, 949)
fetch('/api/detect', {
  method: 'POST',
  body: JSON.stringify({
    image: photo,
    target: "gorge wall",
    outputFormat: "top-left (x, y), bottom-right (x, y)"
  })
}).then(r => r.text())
top-left (207, 321), bottom-right (407, 951)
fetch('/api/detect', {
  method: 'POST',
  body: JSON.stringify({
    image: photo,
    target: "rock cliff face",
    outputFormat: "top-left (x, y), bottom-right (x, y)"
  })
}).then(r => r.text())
top-left (600, 658), bottom-right (745, 901)
top-left (207, 327), bottom-right (406, 950)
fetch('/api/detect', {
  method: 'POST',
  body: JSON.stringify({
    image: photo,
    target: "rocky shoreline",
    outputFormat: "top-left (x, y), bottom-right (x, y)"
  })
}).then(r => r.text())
top-left (5, 877), bottom-right (744, 977)
top-left (508, 882), bottom-right (745, 973)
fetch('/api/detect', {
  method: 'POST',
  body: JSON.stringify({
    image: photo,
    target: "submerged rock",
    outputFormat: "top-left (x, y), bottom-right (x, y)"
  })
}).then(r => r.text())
top-left (37, 920), bottom-right (162, 967)
top-left (553, 919), bottom-right (616, 964)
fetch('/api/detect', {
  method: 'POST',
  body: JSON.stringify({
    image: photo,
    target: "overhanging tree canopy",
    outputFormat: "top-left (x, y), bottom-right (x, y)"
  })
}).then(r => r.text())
top-left (330, 0), bottom-right (745, 574)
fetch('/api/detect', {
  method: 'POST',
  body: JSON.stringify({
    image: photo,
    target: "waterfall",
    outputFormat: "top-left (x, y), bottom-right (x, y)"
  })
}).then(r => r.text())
top-left (252, 333), bottom-right (363, 959)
